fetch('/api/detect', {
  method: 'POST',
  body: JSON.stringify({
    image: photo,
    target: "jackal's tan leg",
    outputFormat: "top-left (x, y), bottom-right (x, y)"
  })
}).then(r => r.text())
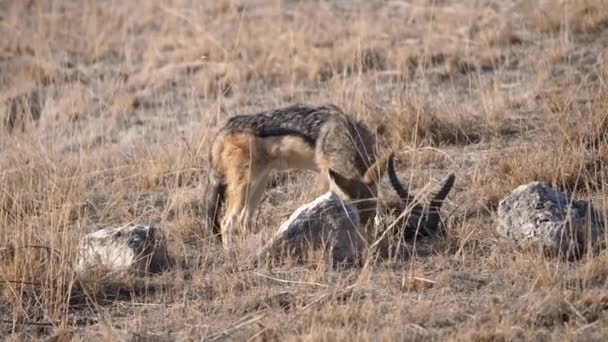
top-left (221, 180), bottom-right (247, 250)
top-left (313, 150), bottom-right (332, 194)
top-left (314, 172), bottom-right (330, 194)
top-left (239, 170), bottom-right (269, 233)
top-left (218, 132), bottom-right (267, 250)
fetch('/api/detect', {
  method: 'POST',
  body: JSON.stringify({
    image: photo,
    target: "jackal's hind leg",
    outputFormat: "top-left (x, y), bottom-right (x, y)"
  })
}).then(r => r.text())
top-left (221, 175), bottom-right (250, 250)
top-left (217, 131), bottom-right (266, 250)
top-left (221, 167), bottom-right (269, 249)
top-left (239, 170), bottom-right (270, 234)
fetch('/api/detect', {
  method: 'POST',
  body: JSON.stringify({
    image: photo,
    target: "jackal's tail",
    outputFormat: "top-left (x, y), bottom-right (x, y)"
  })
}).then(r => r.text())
top-left (424, 173), bottom-right (456, 233)
top-left (206, 167), bottom-right (226, 240)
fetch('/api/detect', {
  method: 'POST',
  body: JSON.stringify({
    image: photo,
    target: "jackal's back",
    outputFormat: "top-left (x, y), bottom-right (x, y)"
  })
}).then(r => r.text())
top-left (221, 104), bottom-right (341, 145)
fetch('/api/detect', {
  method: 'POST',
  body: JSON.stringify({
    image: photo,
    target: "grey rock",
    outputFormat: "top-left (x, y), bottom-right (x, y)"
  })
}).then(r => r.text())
top-left (497, 181), bottom-right (604, 257)
top-left (256, 192), bottom-right (367, 267)
top-left (76, 224), bottom-right (172, 274)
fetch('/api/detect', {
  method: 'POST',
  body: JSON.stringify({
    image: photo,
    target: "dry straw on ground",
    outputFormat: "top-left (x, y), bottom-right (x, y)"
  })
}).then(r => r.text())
top-left (2, 0), bottom-right (608, 340)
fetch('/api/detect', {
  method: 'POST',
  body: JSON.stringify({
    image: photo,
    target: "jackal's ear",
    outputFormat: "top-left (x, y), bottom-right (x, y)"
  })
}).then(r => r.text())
top-left (363, 154), bottom-right (392, 185)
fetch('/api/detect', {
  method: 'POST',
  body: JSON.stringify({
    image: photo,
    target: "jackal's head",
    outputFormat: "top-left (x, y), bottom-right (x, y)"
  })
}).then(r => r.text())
top-left (375, 157), bottom-right (456, 241)
top-left (327, 154), bottom-right (392, 227)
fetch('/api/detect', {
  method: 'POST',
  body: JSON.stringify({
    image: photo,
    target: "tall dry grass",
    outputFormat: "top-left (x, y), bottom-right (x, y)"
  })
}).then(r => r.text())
top-left (2, 0), bottom-right (608, 340)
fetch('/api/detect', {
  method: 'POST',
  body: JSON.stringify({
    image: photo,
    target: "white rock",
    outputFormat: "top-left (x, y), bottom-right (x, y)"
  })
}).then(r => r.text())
top-left (497, 182), bottom-right (604, 257)
top-left (256, 192), bottom-right (367, 266)
top-left (76, 224), bottom-right (172, 274)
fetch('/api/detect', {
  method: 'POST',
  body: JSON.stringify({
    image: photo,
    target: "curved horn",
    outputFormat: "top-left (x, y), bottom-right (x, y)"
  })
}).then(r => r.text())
top-left (424, 173), bottom-right (456, 232)
top-left (387, 154), bottom-right (414, 203)
top-left (429, 173), bottom-right (455, 211)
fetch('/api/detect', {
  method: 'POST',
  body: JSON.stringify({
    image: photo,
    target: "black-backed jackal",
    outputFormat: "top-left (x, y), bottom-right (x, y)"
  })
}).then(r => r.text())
top-left (206, 104), bottom-right (379, 249)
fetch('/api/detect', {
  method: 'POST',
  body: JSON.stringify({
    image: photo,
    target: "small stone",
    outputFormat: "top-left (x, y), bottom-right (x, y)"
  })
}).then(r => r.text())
top-left (496, 181), bottom-right (605, 258)
top-left (76, 224), bottom-right (173, 274)
top-left (256, 192), bottom-right (367, 267)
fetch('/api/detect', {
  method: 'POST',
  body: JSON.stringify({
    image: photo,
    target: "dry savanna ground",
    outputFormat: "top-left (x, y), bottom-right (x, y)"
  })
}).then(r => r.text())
top-left (2, 0), bottom-right (608, 340)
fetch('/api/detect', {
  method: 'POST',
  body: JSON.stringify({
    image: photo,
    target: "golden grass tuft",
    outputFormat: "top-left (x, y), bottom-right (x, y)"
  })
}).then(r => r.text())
top-left (527, 0), bottom-right (608, 35)
top-left (2, 0), bottom-right (608, 340)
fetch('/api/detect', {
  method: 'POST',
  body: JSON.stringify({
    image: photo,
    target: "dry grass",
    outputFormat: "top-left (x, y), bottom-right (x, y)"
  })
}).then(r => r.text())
top-left (2, 0), bottom-right (608, 340)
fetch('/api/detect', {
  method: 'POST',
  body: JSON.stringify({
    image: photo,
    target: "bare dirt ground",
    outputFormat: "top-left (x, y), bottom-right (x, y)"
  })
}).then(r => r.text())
top-left (2, 0), bottom-right (608, 340)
